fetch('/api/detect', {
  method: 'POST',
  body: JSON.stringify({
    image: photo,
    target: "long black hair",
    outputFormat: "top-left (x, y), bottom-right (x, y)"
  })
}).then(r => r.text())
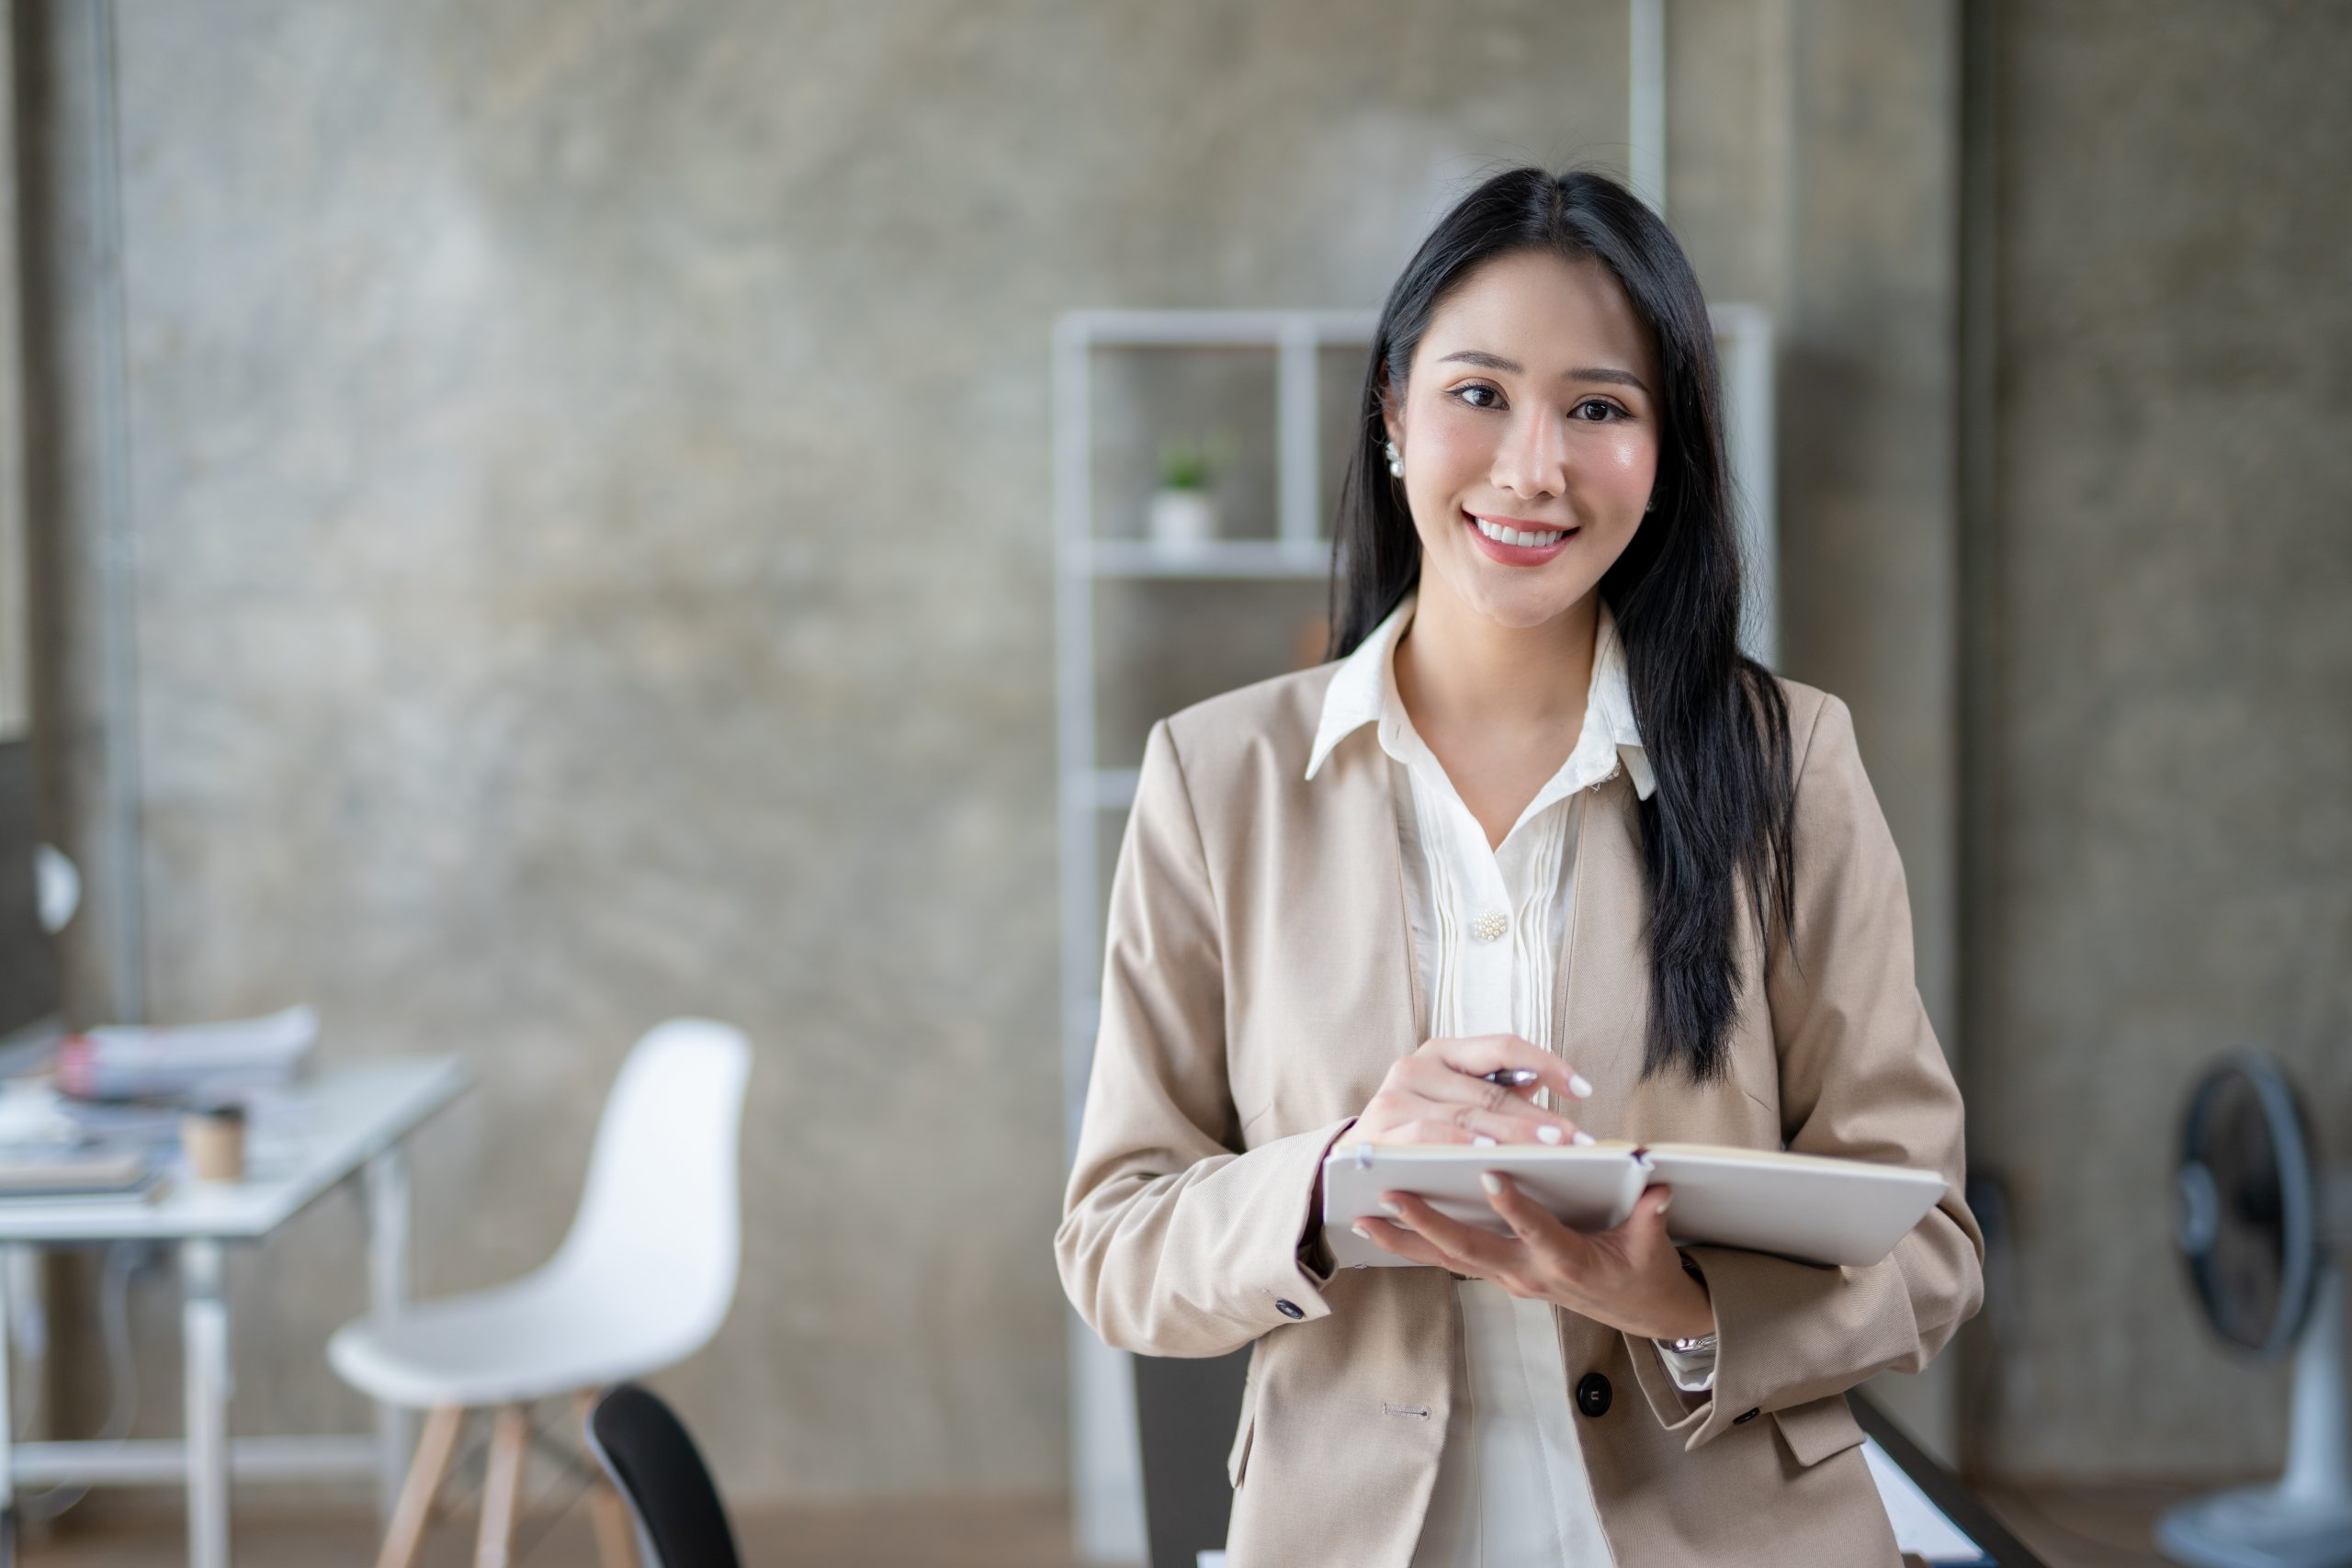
top-left (1326, 166), bottom-right (1795, 1087)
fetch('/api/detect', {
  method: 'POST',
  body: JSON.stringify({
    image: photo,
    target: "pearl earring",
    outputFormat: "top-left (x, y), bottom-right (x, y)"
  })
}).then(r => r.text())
top-left (1385, 439), bottom-right (1404, 479)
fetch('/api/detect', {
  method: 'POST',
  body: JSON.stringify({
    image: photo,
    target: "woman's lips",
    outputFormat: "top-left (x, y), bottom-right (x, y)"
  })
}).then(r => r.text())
top-left (1463, 510), bottom-right (1577, 566)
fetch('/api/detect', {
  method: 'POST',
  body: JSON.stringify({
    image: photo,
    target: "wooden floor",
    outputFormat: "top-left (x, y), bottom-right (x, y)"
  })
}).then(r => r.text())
top-left (14, 1483), bottom-right (2214, 1567)
top-left (1978, 1479), bottom-right (2211, 1568)
top-left (17, 1495), bottom-right (1081, 1568)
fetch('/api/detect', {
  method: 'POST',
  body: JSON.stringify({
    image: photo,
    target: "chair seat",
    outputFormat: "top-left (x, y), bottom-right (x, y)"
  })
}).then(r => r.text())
top-left (330, 1263), bottom-right (717, 1410)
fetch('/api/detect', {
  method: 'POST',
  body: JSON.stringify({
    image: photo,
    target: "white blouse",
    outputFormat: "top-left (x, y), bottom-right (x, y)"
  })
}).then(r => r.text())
top-left (1304, 592), bottom-right (1714, 1567)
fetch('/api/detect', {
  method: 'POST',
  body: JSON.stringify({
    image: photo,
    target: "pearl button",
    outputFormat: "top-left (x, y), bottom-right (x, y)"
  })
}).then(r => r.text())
top-left (1469, 911), bottom-right (1509, 942)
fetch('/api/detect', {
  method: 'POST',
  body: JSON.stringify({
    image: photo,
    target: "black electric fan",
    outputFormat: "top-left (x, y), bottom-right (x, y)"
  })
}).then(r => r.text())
top-left (2159, 1049), bottom-right (2352, 1567)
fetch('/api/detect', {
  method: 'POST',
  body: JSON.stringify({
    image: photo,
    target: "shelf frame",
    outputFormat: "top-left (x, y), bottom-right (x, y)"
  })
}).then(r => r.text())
top-left (1052, 308), bottom-right (1376, 1151)
top-left (1050, 306), bottom-right (1374, 1566)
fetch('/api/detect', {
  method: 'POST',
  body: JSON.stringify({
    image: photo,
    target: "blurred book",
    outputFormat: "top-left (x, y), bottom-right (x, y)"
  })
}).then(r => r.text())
top-left (51, 1097), bottom-right (186, 1145)
top-left (56, 1004), bottom-right (319, 1101)
top-left (0, 1144), bottom-right (169, 1202)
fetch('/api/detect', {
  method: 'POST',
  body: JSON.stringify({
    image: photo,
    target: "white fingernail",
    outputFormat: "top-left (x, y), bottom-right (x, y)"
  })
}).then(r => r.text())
top-left (1535, 1125), bottom-right (1564, 1145)
top-left (1381, 1201), bottom-right (1404, 1217)
top-left (1472, 1134), bottom-right (1498, 1147)
top-left (1568, 1073), bottom-right (1594, 1099)
top-left (1351, 1224), bottom-right (1372, 1239)
top-left (1480, 1173), bottom-right (1503, 1195)
top-left (1572, 1131), bottom-right (1596, 1145)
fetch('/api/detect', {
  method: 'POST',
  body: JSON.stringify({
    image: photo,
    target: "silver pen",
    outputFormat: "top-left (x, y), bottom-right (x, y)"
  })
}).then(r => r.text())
top-left (1478, 1068), bottom-right (1542, 1088)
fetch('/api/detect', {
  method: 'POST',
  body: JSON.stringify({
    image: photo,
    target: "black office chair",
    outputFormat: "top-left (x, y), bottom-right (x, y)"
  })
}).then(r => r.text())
top-left (583, 1382), bottom-right (743, 1568)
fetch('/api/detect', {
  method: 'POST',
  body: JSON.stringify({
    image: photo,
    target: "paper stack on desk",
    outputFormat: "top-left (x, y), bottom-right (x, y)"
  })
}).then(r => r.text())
top-left (55, 1004), bottom-right (319, 1102)
top-left (1322, 1138), bottom-right (1950, 1271)
top-left (0, 1080), bottom-right (171, 1201)
top-left (0, 1145), bottom-right (168, 1201)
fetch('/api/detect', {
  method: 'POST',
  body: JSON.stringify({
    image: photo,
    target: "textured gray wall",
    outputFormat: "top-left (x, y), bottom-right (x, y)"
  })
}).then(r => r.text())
top-left (1668, 0), bottom-right (1965, 1455)
top-left (1672, 0), bottom-right (1960, 1074)
top-left (0, 8), bottom-right (26, 740)
top-left (1975, 1), bottom-right (2352, 1478)
top-left (24, 0), bottom-right (1634, 1503)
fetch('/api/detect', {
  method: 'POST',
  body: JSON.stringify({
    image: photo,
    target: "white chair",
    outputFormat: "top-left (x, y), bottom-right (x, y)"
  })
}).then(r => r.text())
top-left (330, 1018), bottom-right (752, 1568)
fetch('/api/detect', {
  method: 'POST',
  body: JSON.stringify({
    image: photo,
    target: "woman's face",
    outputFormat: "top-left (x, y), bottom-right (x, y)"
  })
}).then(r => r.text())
top-left (1382, 249), bottom-right (1662, 631)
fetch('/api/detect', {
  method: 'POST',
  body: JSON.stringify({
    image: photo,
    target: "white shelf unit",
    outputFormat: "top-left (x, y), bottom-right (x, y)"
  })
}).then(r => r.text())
top-left (1049, 302), bottom-right (1776, 1564)
top-left (1052, 307), bottom-right (1374, 1565)
top-left (1054, 308), bottom-right (1376, 1148)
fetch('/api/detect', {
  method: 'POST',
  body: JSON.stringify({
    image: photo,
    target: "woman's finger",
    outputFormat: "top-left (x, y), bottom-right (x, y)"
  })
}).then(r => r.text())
top-left (1453, 1101), bottom-right (1585, 1145)
top-left (1396, 1062), bottom-right (1585, 1143)
top-left (1426, 1033), bottom-right (1591, 1105)
top-left (1481, 1171), bottom-right (1596, 1271)
top-left (1385, 1117), bottom-right (1479, 1145)
top-left (1351, 1215), bottom-right (1457, 1269)
top-left (1386, 1107), bottom-right (1585, 1146)
top-left (1382, 1192), bottom-right (1520, 1276)
top-left (1623, 1185), bottom-right (1675, 1247)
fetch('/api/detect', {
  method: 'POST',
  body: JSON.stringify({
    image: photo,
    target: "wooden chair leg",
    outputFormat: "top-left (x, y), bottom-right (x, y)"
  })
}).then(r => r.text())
top-left (573, 1388), bottom-right (638, 1568)
top-left (475, 1404), bottom-right (530, 1568)
top-left (377, 1404), bottom-right (466, 1568)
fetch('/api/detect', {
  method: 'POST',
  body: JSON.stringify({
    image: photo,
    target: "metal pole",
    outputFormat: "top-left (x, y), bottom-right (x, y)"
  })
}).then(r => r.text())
top-left (0, 1242), bottom-right (17, 1563)
top-left (86, 0), bottom-right (147, 1023)
top-left (179, 1239), bottom-right (230, 1568)
top-left (364, 1152), bottom-right (415, 1526)
top-left (1628, 0), bottom-right (1668, 212)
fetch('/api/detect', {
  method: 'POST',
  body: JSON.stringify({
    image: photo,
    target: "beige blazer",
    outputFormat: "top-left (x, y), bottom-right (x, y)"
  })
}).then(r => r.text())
top-left (1056, 661), bottom-right (1984, 1567)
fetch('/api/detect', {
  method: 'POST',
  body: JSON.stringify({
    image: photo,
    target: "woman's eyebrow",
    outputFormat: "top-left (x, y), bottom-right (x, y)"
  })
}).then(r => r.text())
top-left (1435, 348), bottom-right (1650, 395)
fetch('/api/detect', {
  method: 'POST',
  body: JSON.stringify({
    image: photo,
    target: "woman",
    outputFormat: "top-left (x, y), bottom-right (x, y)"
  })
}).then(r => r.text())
top-left (1056, 167), bottom-right (1983, 1566)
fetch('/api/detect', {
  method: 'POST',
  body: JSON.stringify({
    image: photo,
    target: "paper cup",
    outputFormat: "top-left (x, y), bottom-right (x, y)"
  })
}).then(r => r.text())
top-left (182, 1106), bottom-right (248, 1183)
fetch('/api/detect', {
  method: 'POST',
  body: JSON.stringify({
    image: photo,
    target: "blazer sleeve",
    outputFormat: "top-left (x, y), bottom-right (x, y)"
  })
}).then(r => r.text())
top-left (1627, 694), bottom-right (1986, 1448)
top-left (1054, 718), bottom-right (1361, 1359)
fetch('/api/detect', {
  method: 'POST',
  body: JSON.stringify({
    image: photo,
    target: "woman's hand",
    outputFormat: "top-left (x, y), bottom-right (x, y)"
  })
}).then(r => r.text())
top-left (1343, 1033), bottom-right (1592, 1147)
top-left (1355, 1179), bottom-right (1716, 1343)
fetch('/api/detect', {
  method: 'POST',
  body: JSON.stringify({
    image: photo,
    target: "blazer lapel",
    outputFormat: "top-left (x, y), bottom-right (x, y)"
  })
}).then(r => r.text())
top-left (1233, 728), bottom-right (1428, 1134)
top-left (1382, 754), bottom-right (1431, 1046)
top-left (1323, 737), bottom-right (1427, 1090)
top-left (1553, 776), bottom-right (1651, 1129)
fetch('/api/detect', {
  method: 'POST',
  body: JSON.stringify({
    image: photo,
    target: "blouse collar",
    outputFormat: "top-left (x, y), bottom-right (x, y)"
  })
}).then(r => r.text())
top-left (1304, 591), bottom-right (1654, 802)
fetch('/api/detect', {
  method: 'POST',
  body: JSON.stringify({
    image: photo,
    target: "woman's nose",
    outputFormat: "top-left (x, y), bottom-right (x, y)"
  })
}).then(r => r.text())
top-left (1488, 411), bottom-right (1570, 500)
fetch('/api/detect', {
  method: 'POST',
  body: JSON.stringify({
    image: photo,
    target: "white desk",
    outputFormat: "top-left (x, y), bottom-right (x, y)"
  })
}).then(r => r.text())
top-left (0, 1056), bottom-right (469, 1568)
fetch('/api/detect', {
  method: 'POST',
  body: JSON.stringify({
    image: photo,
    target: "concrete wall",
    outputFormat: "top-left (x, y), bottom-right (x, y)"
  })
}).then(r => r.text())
top-left (1668, 0), bottom-right (1965, 1455)
top-left (1970, 0), bottom-right (2352, 1479)
top-left (20, 0), bottom-right (1634, 1504)
top-left (0, 7), bottom-right (25, 740)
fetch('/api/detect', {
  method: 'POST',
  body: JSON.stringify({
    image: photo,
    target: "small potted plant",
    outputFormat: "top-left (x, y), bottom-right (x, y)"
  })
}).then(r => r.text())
top-left (1148, 433), bottom-right (1234, 554)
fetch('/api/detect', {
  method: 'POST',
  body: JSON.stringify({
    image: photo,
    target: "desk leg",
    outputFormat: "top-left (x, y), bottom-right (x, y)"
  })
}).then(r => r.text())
top-left (182, 1239), bottom-right (231, 1568)
top-left (365, 1149), bottom-right (414, 1527)
top-left (0, 1244), bottom-right (17, 1567)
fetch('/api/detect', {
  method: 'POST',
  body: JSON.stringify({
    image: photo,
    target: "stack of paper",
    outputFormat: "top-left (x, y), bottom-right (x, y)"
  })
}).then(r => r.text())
top-left (0, 1144), bottom-right (167, 1201)
top-left (56, 1004), bottom-right (320, 1101)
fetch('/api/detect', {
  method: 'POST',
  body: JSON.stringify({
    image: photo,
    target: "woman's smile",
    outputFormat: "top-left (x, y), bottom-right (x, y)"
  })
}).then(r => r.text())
top-left (1384, 249), bottom-right (1659, 628)
top-left (1463, 507), bottom-right (1578, 565)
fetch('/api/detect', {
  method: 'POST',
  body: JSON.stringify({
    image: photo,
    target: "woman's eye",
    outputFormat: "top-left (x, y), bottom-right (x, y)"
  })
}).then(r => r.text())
top-left (1571, 399), bottom-right (1624, 422)
top-left (1452, 384), bottom-right (1504, 411)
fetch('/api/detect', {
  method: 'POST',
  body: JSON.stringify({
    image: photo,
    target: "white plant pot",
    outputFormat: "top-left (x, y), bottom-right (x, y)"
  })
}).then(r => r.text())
top-left (1148, 488), bottom-right (1219, 553)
